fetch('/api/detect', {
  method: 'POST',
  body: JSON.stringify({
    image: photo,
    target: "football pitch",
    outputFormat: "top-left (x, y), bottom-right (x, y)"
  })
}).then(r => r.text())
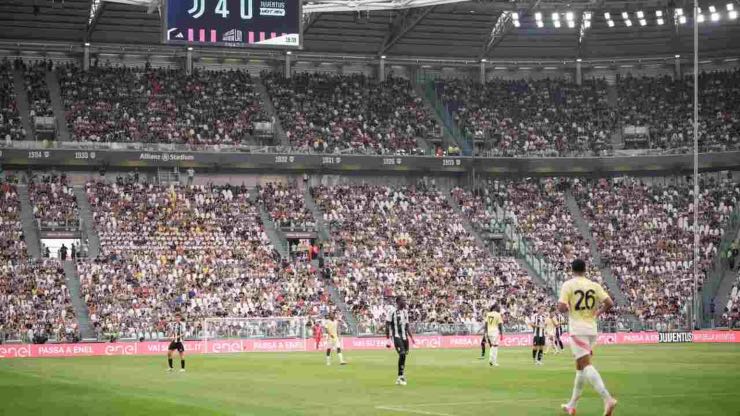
top-left (1, 344), bottom-right (739, 416)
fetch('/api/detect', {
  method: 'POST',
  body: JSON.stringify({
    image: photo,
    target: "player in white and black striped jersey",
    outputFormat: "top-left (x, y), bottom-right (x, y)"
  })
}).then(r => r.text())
top-left (529, 307), bottom-right (547, 365)
top-left (385, 296), bottom-right (415, 386)
top-left (167, 312), bottom-right (186, 372)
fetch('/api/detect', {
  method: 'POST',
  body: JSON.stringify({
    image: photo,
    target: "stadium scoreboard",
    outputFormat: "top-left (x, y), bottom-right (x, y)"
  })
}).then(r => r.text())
top-left (163, 0), bottom-right (301, 48)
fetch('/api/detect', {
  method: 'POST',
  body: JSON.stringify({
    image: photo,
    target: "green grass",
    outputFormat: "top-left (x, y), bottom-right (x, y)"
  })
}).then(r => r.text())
top-left (1, 344), bottom-right (739, 415)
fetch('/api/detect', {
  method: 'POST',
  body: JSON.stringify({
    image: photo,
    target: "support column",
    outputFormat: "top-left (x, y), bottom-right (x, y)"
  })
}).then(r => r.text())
top-left (379, 55), bottom-right (386, 82)
top-left (186, 47), bottom-right (193, 75)
top-left (83, 42), bottom-right (90, 71)
top-left (576, 58), bottom-right (583, 86)
top-left (479, 59), bottom-right (486, 84)
top-left (284, 51), bottom-right (292, 79)
top-left (674, 54), bottom-right (681, 79)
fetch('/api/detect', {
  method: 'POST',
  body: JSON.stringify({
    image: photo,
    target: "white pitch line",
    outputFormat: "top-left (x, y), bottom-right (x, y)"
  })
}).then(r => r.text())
top-left (382, 391), bottom-right (739, 410)
top-left (376, 405), bottom-right (453, 415)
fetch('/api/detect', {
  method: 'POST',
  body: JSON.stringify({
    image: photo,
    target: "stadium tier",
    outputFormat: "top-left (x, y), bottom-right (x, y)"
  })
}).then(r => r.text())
top-left (262, 72), bottom-right (437, 154)
top-left (57, 64), bottom-right (268, 145)
top-left (79, 181), bottom-right (332, 340)
top-left (312, 184), bottom-right (552, 333)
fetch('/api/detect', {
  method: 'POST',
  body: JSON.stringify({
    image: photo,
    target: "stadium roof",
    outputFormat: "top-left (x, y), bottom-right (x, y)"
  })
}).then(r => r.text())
top-left (1, 0), bottom-right (738, 60)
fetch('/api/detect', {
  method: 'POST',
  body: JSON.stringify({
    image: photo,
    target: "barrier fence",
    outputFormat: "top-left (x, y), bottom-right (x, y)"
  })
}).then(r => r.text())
top-left (1, 330), bottom-right (737, 359)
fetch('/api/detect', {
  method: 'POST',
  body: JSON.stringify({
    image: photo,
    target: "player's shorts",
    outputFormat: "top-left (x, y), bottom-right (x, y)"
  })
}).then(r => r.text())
top-left (532, 335), bottom-right (546, 347)
top-left (393, 337), bottom-right (410, 355)
top-left (555, 327), bottom-right (563, 338)
top-left (486, 332), bottom-right (501, 346)
top-left (168, 341), bottom-right (185, 353)
top-left (569, 335), bottom-right (597, 359)
top-left (327, 336), bottom-right (342, 349)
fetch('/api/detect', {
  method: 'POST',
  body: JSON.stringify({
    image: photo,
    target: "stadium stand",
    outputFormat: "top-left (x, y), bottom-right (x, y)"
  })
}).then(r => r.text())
top-left (28, 172), bottom-right (79, 229)
top-left (575, 177), bottom-right (740, 325)
top-left (435, 77), bottom-right (616, 156)
top-left (262, 72), bottom-right (437, 154)
top-left (79, 181), bottom-right (332, 339)
top-left (56, 64), bottom-right (268, 145)
top-left (312, 183), bottom-right (550, 334)
top-left (723, 269), bottom-right (740, 328)
top-left (22, 60), bottom-right (54, 120)
top-left (257, 182), bottom-right (315, 230)
top-left (0, 59), bottom-right (24, 143)
top-left (0, 178), bottom-right (79, 343)
top-left (616, 70), bottom-right (740, 152)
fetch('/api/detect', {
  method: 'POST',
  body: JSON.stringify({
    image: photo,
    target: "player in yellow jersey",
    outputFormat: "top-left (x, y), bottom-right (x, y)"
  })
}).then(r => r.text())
top-left (544, 311), bottom-right (558, 355)
top-left (483, 304), bottom-right (504, 367)
top-left (558, 259), bottom-right (617, 416)
top-left (323, 312), bottom-right (347, 366)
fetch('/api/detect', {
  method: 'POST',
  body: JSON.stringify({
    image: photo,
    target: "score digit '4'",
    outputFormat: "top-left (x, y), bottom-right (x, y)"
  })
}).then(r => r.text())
top-left (188, 0), bottom-right (253, 19)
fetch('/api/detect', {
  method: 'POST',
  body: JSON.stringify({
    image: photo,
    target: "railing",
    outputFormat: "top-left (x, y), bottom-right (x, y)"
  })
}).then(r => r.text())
top-left (2, 138), bottom-right (739, 159)
top-left (502, 220), bottom-right (562, 293)
top-left (421, 80), bottom-right (473, 156)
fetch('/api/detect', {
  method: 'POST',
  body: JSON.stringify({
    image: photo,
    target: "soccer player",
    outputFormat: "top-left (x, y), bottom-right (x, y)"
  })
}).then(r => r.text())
top-left (386, 296), bottom-right (415, 386)
top-left (555, 311), bottom-right (566, 352)
top-left (323, 312), bottom-right (346, 366)
top-left (529, 307), bottom-right (546, 365)
top-left (167, 312), bottom-right (186, 372)
top-left (312, 319), bottom-right (322, 350)
top-left (545, 311), bottom-right (558, 355)
top-left (484, 304), bottom-right (504, 366)
top-left (559, 259), bottom-right (618, 416)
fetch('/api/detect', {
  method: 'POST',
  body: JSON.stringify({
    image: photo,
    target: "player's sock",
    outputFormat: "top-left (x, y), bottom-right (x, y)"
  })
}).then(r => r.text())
top-left (532, 349), bottom-right (537, 360)
top-left (168, 358), bottom-right (173, 369)
top-left (583, 365), bottom-right (612, 402)
top-left (481, 340), bottom-right (486, 357)
top-left (398, 353), bottom-right (406, 376)
top-left (338, 352), bottom-right (345, 363)
top-left (567, 370), bottom-right (585, 408)
top-left (537, 349), bottom-right (543, 362)
top-left (490, 346), bottom-right (498, 364)
top-left (181, 360), bottom-right (185, 369)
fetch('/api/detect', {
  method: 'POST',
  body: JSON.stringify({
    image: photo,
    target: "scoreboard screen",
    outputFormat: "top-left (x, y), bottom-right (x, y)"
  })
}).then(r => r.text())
top-left (163, 0), bottom-right (301, 48)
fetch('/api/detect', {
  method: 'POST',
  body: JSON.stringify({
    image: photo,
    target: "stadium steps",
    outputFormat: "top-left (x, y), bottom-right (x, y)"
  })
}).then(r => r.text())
top-left (17, 185), bottom-right (42, 259)
top-left (258, 206), bottom-right (289, 259)
top-left (563, 190), bottom-right (631, 308)
top-left (515, 258), bottom-right (556, 296)
top-left (62, 260), bottom-right (96, 340)
top-left (12, 68), bottom-right (35, 141)
top-left (712, 268), bottom-right (738, 326)
top-left (72, 186), bottom-right (101, 259)
top-left (254, 77), bottom-right (290, 147)
top-left (704, 210), bottom-right (740, 326)
top-left (45, 69), bottom-right (71, 142)
top-left (412, 81), bottom-right (460, 153)
top-left (302, 185), bottom-right (331, 243)
top-left (444, 190), bottom-right (490, 253)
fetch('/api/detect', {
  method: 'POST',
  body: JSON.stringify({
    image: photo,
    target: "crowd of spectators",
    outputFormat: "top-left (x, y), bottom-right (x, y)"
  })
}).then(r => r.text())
top-left (722, 269), bottom-right (740, 328)
top-left (451, 180), bottom-right (594, 273)
top-left (21, 60), bottom-right (54, 120)
top-left (0, 59), bottom-right (24, 143)
top-left (263, 72), bottom-right (437, 155)
top-left (575, 176), bottom-right (740, 325)
top-left (257, 182), bottom-right (315, 229)
top-left (616, 70), bottom-right (740, 152)
top-left (80, 181), bottom-right (331, 339)
top-left (0, 178), bottom-right (79, 343)
top-left (312, 183), bottom-right (550, 333)
top-left (436, 78), bottom-right (616, 157)
top-left (28, 172), bottom-right (79, 229)
top-left (57, 64), bottom-right (268, 145)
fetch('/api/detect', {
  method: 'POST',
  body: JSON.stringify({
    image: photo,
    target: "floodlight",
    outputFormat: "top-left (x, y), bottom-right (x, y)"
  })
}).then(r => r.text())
top-left (709, 5), bottom-right (717, 12)
top-left (727, 4), bottom-right (734, 11)
top-left (711, 12), bottom-right (720, 20)
top-left (567, 20), bottom-right (575, 28)
top-left (607, 20), bottom-right (615, 27)
top-left (625, 19), bottom-right (633, 26)
top-left (554, 20), bottom-right (561, 27)
top-left (536, 20), bottom-right (544, 27)
top-left (698, 13), bottom-right (705, 22)
top-left (622, 11), bottom-right (629, 19)
top-left (679, 15), bottom-right (687, 23)
top-left (657, 17), bottom-right (665, 25)
top-left (656, 10), bottom-right (663, 17)
top-left (535, 12), bottom-right (542, 20)
top-left (566, 12), bottom-right (574, 21)
top-left (730, 10), bottom-right (738, 19)
top-left (639, 18), bottom-right (647, 26)
top-left (636, 10), bottom-right (644, 18)
top-left (675, 8), bottom-right (684, 15)
top-left (552, 12), bottom-right (560, 20)
top-left (604, 12), bottom-right (611, 19)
